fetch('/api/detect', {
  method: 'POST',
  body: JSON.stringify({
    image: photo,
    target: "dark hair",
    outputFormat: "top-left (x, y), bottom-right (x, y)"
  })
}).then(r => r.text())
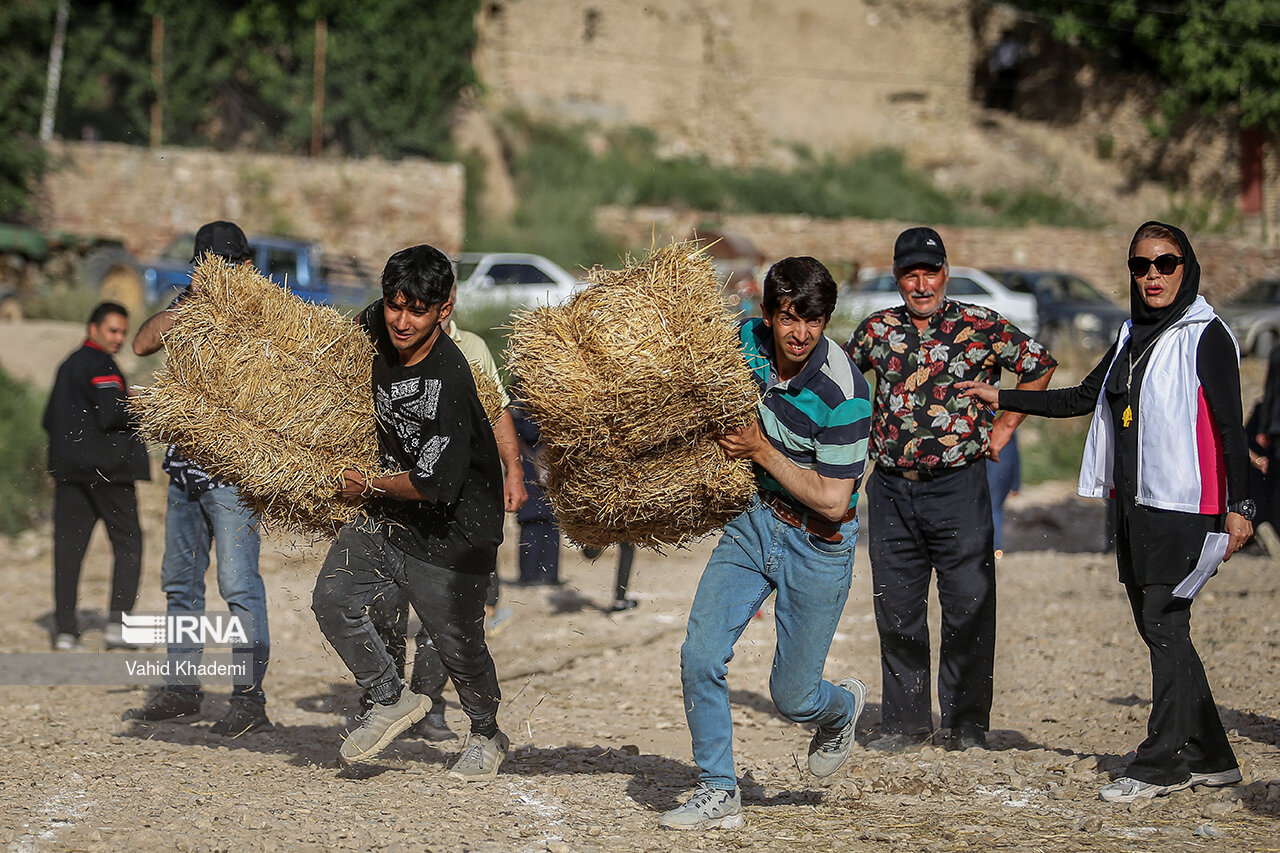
top-left (761, 256), bottom-right (837, 320)
top-left (380, 244), bottom-right (455, 308)
top-left (1129, 223), bottom-right (1178, 255)
top-left (88, 301), bottom-right (128, 326)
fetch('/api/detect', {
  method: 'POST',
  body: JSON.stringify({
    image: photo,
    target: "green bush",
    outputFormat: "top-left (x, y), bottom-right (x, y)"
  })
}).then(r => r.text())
top-left (0, 366), bottom-right (48, 535)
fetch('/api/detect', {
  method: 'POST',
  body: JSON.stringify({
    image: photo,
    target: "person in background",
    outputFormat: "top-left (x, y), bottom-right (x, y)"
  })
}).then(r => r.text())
top-left (584, 543), bottom-right (639, 612)
top-left (847, 226), bottom-right (1055, 753)
top-left (123, 221), bottom-right (272, 737)
top-left (986, 433), bottom-right (1021, 558)
top-left (43, 302), bottom-right (150, 651)
top-left (960, 221), bottom-right (1250, 803)
top-left (512, 389), bottom-right (561, 586)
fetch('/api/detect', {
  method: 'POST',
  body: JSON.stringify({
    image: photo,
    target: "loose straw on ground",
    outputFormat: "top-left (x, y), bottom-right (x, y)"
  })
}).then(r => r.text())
top-left (507, 240), bottom-right (760, 549)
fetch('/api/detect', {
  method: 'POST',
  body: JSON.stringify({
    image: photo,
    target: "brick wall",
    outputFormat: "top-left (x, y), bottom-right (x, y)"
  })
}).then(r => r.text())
top-left (597, 205), bottom-right (1280, 304)
top-left (38, 142), bottom-right (465, 272)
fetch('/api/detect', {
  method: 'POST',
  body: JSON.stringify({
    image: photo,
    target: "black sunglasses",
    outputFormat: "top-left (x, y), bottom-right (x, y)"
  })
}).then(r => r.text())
top-left (1127, 254), bottom-right (1184, 277)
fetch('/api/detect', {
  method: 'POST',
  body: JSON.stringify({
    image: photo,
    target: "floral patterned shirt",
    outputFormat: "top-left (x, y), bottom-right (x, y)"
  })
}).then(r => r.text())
top-left (847, 299), bottom-right (1055, 470)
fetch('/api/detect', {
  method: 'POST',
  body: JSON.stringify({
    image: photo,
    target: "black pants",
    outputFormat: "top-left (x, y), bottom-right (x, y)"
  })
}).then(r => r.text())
top-left (368, 572), bottom-right (499, 713)
top-left (867, 464), bottom-right (996, 736)
top-left (52, 482), bottom-right (142, 637)
top-left (312, 521), bottom-right (501, 733)
top-left (518, 520), bottom-right (560, 583)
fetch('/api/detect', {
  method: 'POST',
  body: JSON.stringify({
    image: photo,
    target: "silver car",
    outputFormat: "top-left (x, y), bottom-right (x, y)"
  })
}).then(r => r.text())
top-left (842, 266), bottom-right (1040, 337)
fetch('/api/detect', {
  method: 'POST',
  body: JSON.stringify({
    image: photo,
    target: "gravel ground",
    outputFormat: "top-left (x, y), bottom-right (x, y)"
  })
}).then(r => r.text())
top-left (1, 474), bottom-right (1277, 852)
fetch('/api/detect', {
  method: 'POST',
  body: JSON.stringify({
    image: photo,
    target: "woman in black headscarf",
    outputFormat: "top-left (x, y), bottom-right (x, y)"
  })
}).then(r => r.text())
top-left (959, 221), bottom-right (1251, 803)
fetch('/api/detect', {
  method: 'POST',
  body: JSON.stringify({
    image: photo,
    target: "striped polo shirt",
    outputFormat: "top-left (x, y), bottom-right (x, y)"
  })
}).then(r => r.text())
top-left (739, 318), bottom-right (872, 509)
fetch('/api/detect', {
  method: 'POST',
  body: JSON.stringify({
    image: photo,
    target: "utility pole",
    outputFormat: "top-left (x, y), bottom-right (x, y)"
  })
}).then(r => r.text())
top-left (39, 0), bottom-right (71, 142)
top-left (311, 18), bottom-right (328, 157)
top-left (150, 15), bottom-right (165, 147)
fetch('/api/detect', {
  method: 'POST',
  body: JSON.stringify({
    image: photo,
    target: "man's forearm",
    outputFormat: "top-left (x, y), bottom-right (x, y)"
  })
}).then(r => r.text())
top-left (133, 309), bottom-right (178, 356)
top-left (369, 471), bottom-right (430, 502)
top-left (494, 409), bottom-right (521, 475)
top-left (752, 444), bottom-right (855, 522)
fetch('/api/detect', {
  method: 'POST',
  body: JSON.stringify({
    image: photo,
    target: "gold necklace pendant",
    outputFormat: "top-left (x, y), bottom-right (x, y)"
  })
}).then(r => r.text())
top-left (1121, 405), bottom-right (1133, 428)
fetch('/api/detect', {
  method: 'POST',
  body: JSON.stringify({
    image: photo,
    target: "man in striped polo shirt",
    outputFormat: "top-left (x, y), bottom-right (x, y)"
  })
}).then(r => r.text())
top-left (660, 256), bottom-right (873, 831)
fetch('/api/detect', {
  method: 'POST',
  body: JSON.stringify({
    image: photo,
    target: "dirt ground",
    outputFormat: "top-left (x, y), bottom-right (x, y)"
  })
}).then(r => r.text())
top-left (1, 468), bottom-right (1277, 853)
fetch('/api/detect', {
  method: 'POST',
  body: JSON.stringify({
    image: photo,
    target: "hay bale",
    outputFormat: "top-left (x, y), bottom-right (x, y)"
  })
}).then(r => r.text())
top-left (132, 255), bottom-right (387, 537)
top-left (469, 362), bottom-right (504, 429)
top-left (508, 240), bottom-right (759, 548)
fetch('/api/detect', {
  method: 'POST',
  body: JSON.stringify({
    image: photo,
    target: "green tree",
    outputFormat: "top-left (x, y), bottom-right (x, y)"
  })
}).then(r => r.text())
top-left (1007, 0), bottom-right (1280, 132)
top-left (0, 0), bottom-right (56, 220)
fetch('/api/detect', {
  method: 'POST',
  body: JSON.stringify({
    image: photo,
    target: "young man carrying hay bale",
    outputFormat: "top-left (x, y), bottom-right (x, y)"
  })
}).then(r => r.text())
top-left (364, 280), bottom-right (527, 743)
top-left (123, 221), bottom-right (272, 737)
top-left (660, 256), bottom-right (873, 831)
top-left (311, 244), bottom-right (509, 779)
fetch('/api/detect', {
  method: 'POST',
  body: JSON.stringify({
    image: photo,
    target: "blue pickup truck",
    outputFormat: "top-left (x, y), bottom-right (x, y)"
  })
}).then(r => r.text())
top-left (139, 234), bottom-right (376, 309)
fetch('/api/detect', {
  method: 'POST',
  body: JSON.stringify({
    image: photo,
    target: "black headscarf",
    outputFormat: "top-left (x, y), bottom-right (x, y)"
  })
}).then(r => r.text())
top-left (1105, 220), bottom-right (1200, 394)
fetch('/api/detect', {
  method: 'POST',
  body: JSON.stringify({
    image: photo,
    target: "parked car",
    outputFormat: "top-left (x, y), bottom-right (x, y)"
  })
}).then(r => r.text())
top-left (841, 266), bottom-right (1039, 336)
top-left (1214, 278), bottom-right (1280, 357)
top-left (985, 268), bottom-right (1128, 352)
top-left (454, 252), bottom-right (584, 310)
top-left (138, 234), bottom-right (376, 309)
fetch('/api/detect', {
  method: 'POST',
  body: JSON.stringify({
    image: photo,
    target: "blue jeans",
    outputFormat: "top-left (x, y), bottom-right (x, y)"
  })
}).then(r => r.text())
top-left (680, 497), bottom-right (860, 790)
top-left (160, 483), bottom-right (268, 703)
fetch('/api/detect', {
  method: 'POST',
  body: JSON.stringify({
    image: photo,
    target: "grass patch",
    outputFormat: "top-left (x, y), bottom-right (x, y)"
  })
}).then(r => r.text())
top-left (466, 114), bottom-right (1106, 274)
top-left (1018, 415), bottom-right (1090, 485)
top-left (0, 365), bottom-right (48, 535)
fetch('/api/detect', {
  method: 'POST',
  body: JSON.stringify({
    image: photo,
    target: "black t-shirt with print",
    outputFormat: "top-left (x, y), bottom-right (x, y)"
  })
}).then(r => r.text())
top-left (361, 301), bottom-right (503, 572)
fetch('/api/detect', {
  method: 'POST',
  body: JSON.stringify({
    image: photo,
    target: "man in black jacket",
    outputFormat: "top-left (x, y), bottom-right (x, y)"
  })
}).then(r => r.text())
top-left (42, 302), bottom-right (150, 650)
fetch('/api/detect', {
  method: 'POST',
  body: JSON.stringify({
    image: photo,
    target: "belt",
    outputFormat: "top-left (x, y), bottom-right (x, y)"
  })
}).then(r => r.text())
top-left (758, 491), bottom-right (856, 543)
top-left (878, 463), bottom-right (972, 482)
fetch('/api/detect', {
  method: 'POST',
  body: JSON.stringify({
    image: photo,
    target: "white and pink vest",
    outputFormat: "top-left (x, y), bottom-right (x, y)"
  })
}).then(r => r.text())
top-left (1077, 296), bottom-right (1239, 514)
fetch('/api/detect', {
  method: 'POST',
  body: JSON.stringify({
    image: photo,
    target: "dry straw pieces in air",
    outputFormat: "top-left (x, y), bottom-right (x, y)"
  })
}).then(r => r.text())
top-left (507, 240), bottom-right (759, 548)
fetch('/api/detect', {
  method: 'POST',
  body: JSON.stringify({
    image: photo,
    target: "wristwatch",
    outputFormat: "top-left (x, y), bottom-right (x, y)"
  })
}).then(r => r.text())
top-left (1227, 499), bottom-right (1256, 521)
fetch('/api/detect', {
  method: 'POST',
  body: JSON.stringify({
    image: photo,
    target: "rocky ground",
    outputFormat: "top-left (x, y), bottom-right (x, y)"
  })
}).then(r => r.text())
top-left (1, 474), bottom-right (1277, 853)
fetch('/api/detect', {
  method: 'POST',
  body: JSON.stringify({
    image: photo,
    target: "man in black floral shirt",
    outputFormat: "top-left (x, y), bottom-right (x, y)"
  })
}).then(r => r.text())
top-left (847, 226), bottom-right (1055, 752)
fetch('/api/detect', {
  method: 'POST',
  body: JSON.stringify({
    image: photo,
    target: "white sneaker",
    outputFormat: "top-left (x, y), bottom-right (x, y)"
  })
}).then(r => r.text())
top-left (658, 784), bottom-right (744, 831)
top-left (1189, 768), bottom-right (1242, 788)
top-left (808, 676), bottom-right (866, 777)
top-left (52, 633), bottom-right (81, 651)
top-left (104, 622), bottom-right (139, 650)
top-left (1099, 775), bottom-right (1191, 803)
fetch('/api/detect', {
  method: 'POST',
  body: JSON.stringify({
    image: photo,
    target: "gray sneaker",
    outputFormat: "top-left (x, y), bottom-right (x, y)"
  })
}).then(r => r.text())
top-left (659, 784), bottom-right (744, 831)
top-left (338, 687), bottom-right (429, 765)
top-left (808, 676), bottom-right (866, 778)
top-left (447, 730), bottom-right (510, 782)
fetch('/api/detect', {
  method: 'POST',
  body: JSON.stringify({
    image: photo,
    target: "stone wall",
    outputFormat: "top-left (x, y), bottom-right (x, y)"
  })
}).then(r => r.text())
top-left (473, 0), bottom-right (974, 167)
top-left (596, 206), bottom-right (1280, 304)
top-left (37, 142), bottom-right (465, 272)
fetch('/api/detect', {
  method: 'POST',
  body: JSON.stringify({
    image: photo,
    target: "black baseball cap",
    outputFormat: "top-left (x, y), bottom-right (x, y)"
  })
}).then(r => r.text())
top-left (192, 221), bottom-right (251, 263)
top-left (893, 226), bottom-right (947, 269)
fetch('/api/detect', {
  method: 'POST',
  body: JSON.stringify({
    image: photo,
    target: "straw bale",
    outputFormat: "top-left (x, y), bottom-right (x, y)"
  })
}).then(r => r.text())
top-left (508, 240), bottom-right (760, 548)
top-left (469, 362), bottom-right (504, 428)
top-left (508, 242), bottom-right (757, 455)
top-left (131, 254), bottom-right (387, 537)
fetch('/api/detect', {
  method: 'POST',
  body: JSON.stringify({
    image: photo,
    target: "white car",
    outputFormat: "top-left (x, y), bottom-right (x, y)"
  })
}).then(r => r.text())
top-left (842, 266), bottom-right (1040, 337)
top-left (454, 252), bottom-right (585, 310)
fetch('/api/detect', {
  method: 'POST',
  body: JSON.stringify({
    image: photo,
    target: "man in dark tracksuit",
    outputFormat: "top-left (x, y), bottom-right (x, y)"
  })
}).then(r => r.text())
top-left (43, 302), bottom-right (150, 650)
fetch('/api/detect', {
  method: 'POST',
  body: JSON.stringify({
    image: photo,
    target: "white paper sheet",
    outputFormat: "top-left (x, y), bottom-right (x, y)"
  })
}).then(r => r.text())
top-left (1172, 531), bottom-right (1231, 600)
